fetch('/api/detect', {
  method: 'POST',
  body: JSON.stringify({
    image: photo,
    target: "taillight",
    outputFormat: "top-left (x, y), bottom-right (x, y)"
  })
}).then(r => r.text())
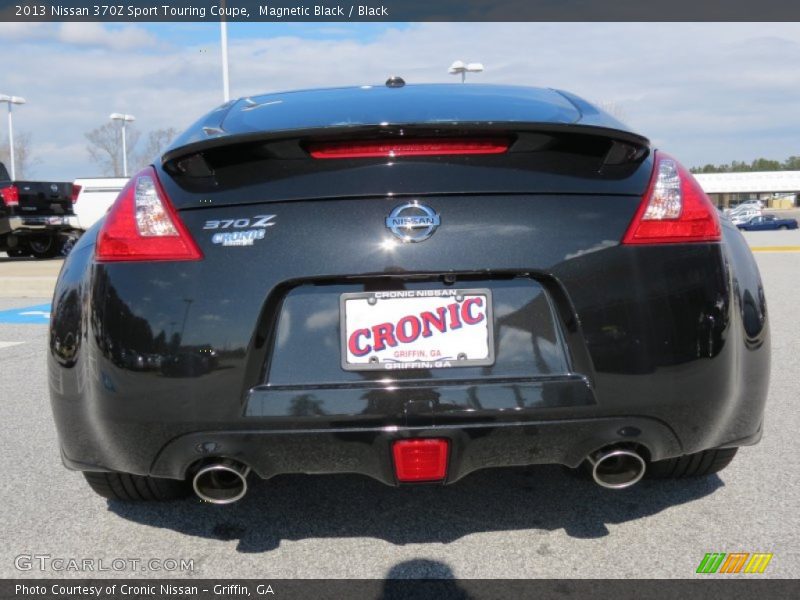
top-left (1, 185), bottom-right (19, 207)
top-left (96, 167), bottom-right (202, 262)
top-left (71, 184), bottom-right (82, 203)
top-left (308, 138), bottom-right (509, 159)
top-left (392, 439), bottom-right (450, 482)
top-left (622, 152), bottom-right (721, 244)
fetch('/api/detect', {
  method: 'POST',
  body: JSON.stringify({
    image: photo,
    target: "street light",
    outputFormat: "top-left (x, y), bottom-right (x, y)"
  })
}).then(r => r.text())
top-left (220, 0), bottom-right (230, 101)
top-left (220, 20), bottom-right (230, 102)
top-left (448, 60), bottom-right (484, 83)
top-left (0, 94), bottom-right (27, 180)
top-left (109, 113), bottom-right (135, 177)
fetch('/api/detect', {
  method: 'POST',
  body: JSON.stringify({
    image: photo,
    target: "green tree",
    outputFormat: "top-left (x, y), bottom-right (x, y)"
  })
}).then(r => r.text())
top-left (691, 155), bottom-right (800, 173)
top-left (751, 158), bottom-right (781, 171)
top-left (782, 156), bottom-right (800, 170)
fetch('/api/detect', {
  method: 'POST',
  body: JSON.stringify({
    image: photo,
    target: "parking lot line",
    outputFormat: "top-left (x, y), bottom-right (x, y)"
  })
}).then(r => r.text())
top-left (750, 246), bottom-right (800, 253)
top-left (0, 341), bottom-right (24, 349)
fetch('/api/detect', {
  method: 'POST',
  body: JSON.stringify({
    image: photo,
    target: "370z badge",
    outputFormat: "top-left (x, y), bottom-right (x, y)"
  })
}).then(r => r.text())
top-left (203, 215), bottom-right (276, 247)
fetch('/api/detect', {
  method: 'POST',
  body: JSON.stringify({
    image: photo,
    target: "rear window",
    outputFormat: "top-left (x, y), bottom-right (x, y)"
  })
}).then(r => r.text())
top-left (220, 85), bottom-right (580, 135)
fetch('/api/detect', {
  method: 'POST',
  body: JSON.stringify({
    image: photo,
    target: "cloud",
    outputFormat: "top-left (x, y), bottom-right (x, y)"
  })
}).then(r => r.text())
top-left (2, 22), bottom-right (800, 179)
top-left (57, 22), bottom-right (159, 51)
top-left (0, 22), bottom-right (53, 40)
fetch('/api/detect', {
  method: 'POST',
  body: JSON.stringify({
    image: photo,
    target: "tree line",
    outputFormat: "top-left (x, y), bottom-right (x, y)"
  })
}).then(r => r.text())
top-left (1, 125), bottom-right (178, 180)
top-left (691, 156), bottom-right (800, 174)
top-left (84, 124), bottom-right (178, 177)
top-left (0, 132), bottom-right (37, 179)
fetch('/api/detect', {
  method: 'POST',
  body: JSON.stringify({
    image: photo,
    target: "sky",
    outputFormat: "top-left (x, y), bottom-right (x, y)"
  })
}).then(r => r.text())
top-left (1, 21), bottom-right (800, 180)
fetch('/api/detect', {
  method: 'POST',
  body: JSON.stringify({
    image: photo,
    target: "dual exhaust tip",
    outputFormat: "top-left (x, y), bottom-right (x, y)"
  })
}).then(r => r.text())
top-left (191, 445), bottom-right (647, 503)
top-left (587, 446), bottom-right (647, 489)
top-left (192, 459), bottom-right (250, 505)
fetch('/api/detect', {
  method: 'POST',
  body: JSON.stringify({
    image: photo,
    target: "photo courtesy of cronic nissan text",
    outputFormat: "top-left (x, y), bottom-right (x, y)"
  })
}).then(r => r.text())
top-left (0, 1), bottom-right (798, 598)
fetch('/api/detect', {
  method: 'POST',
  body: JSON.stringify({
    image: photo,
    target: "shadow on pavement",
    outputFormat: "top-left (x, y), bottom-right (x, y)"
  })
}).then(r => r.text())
top-left (382, 560), bottom-right (469, 598)
top-left (107, 465), bottom-right (723, 554)
top-left (0, 256), bottom-right (62, 263)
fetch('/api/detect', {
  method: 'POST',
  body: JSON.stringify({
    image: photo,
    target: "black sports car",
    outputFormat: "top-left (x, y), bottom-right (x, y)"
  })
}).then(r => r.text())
top-left (48, 83), bottom-right (769, 504)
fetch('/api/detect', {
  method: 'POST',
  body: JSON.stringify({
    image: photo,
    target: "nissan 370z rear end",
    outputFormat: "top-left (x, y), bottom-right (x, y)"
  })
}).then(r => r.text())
top-left (48, 84), bottom-right (769, 503)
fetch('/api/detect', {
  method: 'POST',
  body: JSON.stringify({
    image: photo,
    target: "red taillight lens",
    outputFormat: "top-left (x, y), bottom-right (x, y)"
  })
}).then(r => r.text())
top-left (622, 152), bottom-right (721, 245)
top-left (1, 185), bottom-right (19, 207)
top-left (308, 138), bottom-right (509, 159)
top-left (96, 167), bottom-right (203, 262)
top-left (71, 184), bottom-right (82, 203)
top-left (392, 439), bottom-right (449, 482)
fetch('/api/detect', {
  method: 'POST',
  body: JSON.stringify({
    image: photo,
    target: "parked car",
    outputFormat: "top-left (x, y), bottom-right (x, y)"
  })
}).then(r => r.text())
top-left (727, 199), bottom-right (764, 214)
top-left (72, 177), bottom-right (128, 232)
top-left (49, 83), bottom-right (770, 504)
top-left (736, 214), bottom-right (799, 231)
top-left (0, 161), bottom-right (80, 258)
top-left (730, 209), bottom-right (762, 225)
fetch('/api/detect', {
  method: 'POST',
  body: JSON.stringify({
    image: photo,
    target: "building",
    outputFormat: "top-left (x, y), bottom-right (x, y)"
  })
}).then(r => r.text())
top-left (694, 171), bottom-right (800, 209)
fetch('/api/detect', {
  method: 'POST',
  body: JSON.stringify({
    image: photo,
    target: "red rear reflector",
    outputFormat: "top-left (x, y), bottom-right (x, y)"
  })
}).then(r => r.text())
top-left (71, 184), bottom-right (82, 203)
top-left (1, 185), bottom-right (19, 207)
top-left (622, 152), bottom-right (721, 244)
top-left (392, 439), bottom-right (449, 482)
top-left (96, 166), bottom-right (203, 262)
top-left (309, 138), bottom-right (509, 159)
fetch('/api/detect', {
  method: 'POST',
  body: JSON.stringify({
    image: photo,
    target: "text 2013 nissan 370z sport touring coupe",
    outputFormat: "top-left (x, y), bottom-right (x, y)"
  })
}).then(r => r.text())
top-left (48, 83), bottom-right (770, 504)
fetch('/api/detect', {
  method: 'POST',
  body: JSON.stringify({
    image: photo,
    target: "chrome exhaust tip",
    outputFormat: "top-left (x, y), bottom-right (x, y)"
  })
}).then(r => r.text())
top-left (587, 447), bottom-right (646, 489)
top-left (192, 459), bottom-right (251, 504)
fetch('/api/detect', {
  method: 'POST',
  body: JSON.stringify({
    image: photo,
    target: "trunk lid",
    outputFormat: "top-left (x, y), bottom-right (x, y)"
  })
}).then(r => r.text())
top-left (9, 180), bottom-right (75, 216)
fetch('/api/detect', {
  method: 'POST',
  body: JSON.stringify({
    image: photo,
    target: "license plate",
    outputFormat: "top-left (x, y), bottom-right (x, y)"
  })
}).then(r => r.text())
top-left (340, 288), bottom-right (494, 371)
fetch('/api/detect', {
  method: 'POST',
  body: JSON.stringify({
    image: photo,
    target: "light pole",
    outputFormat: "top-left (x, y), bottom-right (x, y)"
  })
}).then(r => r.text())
top-left (109, 113), bottom-right (135, 177)
top-left (220, 0), bottom-right (230, 101)
top-left (448, 60), bottom-right (484, 83)
top-left (0, 94), bottom-right (27, 180)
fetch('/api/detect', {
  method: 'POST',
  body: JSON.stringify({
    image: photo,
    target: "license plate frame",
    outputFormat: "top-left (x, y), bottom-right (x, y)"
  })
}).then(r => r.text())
top-left (340, 288), bottom-right (494, 371)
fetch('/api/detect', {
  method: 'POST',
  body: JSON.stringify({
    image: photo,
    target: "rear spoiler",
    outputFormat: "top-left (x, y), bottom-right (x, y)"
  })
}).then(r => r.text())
top-left (161, 122), bottom-right (650, 179)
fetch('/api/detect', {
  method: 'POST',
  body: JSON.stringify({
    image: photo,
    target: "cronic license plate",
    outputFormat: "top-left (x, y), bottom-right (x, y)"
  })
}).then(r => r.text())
top-left (340, 288), bottom-right (494, 371)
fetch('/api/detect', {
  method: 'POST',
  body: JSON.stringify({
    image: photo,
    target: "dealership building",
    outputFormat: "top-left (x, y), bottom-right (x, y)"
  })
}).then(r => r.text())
top-left (693, 171), bottom-right (800, 209)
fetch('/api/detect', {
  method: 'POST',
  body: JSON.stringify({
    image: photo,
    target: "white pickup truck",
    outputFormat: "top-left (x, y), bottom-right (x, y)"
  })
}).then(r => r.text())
top-left (72, 177), bottom-right (128, 231)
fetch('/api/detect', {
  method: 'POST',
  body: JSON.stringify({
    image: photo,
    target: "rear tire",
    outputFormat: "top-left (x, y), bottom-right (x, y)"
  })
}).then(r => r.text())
top-left (28, 235), bottom-right (59, 259)
top-left (83, 471), bottom-right (190, 501)
top-left (647, 448), bottom-right (738, 479)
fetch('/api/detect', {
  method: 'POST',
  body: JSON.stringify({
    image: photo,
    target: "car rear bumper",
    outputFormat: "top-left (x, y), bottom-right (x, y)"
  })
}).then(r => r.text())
top-left (61, 412), bottom-right (690, 485)
top-left (56, 370), bottom-right (765, 485)
top-left (1, 215), bottom-right (79, 234)
top-left (155, 416), bottom-right (691, 485)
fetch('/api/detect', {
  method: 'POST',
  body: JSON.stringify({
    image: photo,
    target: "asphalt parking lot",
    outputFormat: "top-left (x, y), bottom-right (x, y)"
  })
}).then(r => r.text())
top-left (0, 244), bottom-right (798, 579)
